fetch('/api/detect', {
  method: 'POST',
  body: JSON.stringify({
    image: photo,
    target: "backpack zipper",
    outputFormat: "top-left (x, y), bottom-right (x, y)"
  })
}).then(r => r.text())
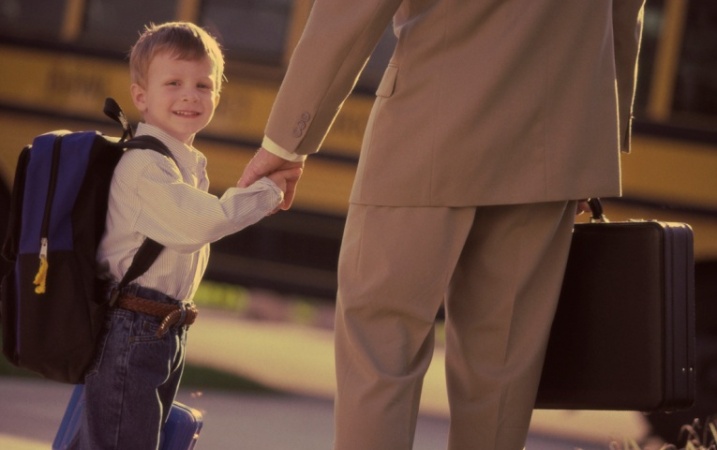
top-left (33, 135), bottom-right (64, 294)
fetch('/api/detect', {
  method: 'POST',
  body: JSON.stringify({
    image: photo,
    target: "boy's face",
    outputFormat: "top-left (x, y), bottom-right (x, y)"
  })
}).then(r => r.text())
top-left (131, 52), bottom-right (220, 145)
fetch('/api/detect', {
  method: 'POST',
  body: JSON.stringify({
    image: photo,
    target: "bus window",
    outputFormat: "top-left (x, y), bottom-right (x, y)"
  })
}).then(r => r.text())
top-left (200, 0), bottom-right (293, 65)
top-left (0, 0), bottom-right (65, 41)
top-left (672, 0), bottom-right (717, 130)
top-left (79, 0), bottom-right (175, 53)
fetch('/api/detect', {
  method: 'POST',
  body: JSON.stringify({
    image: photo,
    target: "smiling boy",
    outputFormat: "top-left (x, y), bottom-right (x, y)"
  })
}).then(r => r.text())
top-left (70, 22), bottom-right (301, 449)
top-left (131, 49), bottom-right (217, 145)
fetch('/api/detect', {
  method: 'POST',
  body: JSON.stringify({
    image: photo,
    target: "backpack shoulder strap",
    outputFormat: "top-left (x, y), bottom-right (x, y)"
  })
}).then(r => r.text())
top-left (103, 97), bottom-right (174, 162)
top-left (103, 98), bottom-right (133, 141)
top-left (110, 238), bottom-right (164, 306)
top-left (110, 135), bottom-right (170, 301)
top-left (102, 98), bottom-right (172, 302)
top-left (118, 238), bottom-right (164, 289)
top-left (122, 135), bottom-right (173, 160)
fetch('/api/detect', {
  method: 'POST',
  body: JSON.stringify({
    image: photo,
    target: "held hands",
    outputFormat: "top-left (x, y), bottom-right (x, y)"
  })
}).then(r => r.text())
top-left (238, 147), bottom-right (304, 210)
top-left (267, 167), bottom-right (303, 199)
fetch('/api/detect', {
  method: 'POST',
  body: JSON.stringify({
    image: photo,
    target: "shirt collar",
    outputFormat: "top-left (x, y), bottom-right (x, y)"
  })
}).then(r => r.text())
top-left (135, 122), bottom-right (207, 173)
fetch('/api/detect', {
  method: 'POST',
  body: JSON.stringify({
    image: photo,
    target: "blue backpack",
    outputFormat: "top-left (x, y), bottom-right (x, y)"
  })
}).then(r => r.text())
top-left (1, 98), bottom-right (170, 383)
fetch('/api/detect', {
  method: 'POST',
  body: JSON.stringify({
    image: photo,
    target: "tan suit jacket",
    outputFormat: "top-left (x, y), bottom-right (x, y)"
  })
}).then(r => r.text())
top-left (264, 0), bottom-right (644, 207)
top-left (263, 3), bottom-right (645, 448)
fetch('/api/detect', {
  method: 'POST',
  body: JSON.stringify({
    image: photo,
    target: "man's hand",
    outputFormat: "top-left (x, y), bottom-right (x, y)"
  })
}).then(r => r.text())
top-left (576, 200), bottom-right (591, 215)
top-left (238, 147), bottom-right (305, 210)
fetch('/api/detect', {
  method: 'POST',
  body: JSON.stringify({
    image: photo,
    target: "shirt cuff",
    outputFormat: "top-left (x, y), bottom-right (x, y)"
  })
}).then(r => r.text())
top-left (261, 136), bottom-right (307, 162)
top-left (257, 177), bottom-right (284, 205)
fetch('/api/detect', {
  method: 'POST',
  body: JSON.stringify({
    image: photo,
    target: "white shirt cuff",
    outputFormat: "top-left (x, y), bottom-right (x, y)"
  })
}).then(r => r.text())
top-left (261, 136), bottom-right (307, 162)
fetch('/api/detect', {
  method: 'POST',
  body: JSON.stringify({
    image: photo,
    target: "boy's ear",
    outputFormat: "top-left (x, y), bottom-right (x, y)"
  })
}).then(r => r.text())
top-left (130, 83), bottom-right (147, 112)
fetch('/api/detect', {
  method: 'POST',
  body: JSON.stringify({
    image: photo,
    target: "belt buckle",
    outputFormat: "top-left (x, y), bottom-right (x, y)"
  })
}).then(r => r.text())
top-left (155, 303), bottom-right (192, 337)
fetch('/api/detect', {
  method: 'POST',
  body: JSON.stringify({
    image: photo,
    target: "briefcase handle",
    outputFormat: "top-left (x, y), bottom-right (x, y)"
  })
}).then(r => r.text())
top-left (587, 198), bottom-right (609, 223)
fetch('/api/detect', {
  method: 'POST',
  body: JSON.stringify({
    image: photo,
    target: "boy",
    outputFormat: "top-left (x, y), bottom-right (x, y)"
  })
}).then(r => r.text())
top-left (71, 22), bottom-right (300, 449)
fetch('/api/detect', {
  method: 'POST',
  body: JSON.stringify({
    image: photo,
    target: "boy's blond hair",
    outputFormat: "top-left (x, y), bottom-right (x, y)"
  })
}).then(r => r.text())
top-left (130, 22), bottom-right (225, 93)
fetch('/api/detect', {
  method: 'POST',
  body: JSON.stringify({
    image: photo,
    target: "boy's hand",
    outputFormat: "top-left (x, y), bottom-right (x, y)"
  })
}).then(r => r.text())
top-left (267, 167), bottom-right (304, 196)
top-left (238, 148), bottom-right (304, 210)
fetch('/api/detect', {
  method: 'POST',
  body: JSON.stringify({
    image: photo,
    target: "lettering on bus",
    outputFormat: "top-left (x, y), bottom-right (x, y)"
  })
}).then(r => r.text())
top-left (45, 64), bottom-right (108, 103)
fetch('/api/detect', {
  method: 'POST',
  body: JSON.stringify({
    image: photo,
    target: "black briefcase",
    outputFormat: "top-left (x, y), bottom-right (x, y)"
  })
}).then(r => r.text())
top-left (535, 199), bottom-right (696, 412)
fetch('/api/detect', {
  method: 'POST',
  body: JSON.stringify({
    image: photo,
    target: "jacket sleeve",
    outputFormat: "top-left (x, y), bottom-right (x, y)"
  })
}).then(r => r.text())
top-left (263, 0), bottom-right (403, 156)
top-left (613, 0), bottom-right (646, 153)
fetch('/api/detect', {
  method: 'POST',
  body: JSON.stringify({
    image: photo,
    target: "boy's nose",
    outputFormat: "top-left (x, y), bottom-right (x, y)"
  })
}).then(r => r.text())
top-left (182, 89), bottom-right (199, 101)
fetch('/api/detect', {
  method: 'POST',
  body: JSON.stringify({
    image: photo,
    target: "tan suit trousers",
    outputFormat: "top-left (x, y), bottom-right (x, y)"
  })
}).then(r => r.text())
top-left (334, 200), bottom-right (576, 450)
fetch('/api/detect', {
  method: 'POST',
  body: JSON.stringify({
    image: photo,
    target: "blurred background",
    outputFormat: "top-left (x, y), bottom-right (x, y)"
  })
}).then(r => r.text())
top-left (0, 0), bottom-right (715, 448)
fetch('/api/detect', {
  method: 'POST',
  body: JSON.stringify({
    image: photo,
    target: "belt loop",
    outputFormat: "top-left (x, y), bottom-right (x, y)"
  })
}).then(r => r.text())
top-left (109, 289), bottom-right (120, 307)
top-left (177, 303), bottom-right (188, 327)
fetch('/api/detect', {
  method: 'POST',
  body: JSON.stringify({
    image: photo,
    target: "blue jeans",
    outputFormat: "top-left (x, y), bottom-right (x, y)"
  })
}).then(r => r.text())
top-left (71, 285), bottom-right (189, 450)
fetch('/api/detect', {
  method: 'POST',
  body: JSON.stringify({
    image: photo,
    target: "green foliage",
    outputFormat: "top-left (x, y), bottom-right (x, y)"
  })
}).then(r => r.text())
top-left (610, 417), bottom-right (717, 450)
top-left (677, 417), bottom-right (717, 450)
top-left (609, 438), bottom-right (645, 450)
top-left (180, 364), bottom-right (277, 394)
top-left (0, 335), bottom-right (277, 394)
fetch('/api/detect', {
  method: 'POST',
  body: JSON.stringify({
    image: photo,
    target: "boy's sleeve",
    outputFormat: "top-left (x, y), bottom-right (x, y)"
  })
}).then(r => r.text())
top-left (126, 152), bottom-right (282, 253)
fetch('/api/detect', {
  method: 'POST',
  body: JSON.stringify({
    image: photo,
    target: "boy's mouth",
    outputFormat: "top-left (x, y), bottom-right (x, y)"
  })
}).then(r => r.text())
top-left (174, 110), bottom-right (201, 117)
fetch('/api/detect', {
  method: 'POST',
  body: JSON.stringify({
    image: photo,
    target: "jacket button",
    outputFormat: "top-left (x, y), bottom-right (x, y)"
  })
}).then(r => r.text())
top-left (292, 111), bottom-right (311, 138)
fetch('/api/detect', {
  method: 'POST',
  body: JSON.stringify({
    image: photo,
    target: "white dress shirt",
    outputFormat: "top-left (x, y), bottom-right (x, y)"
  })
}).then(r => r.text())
top-left (97, 123), bottom-right (282, 301)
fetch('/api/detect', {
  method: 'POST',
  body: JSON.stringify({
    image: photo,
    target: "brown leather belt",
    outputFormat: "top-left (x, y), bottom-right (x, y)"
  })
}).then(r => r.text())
top-left (116, 294), bottom-right (198, 337)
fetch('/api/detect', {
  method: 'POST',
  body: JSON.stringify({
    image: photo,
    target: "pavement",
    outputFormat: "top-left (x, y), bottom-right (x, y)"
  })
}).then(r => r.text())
top-left (0, 305), bottom-right (652, 449)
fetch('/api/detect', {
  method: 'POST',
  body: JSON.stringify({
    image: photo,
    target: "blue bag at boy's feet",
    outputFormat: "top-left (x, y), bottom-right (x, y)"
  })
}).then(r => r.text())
top-left (53, 384), bottom-right (203, 450)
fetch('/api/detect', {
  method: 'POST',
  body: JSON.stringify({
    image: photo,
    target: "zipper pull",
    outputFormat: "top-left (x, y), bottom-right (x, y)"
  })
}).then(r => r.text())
top-left (33, 238), bottom-right (49, 294)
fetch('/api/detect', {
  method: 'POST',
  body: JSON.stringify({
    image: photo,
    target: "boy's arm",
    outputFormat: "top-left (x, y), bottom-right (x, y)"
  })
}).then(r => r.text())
top-left (123, 152), bottom-right (283, 252)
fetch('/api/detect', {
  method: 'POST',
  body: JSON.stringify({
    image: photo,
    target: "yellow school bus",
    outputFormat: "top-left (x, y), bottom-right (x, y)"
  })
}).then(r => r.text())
top-left (0, 0), bottom-right (715, 301)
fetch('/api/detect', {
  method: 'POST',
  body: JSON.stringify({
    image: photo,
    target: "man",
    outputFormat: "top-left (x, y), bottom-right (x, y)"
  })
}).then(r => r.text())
top-left (239, 1), bottom-right (645, 448)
